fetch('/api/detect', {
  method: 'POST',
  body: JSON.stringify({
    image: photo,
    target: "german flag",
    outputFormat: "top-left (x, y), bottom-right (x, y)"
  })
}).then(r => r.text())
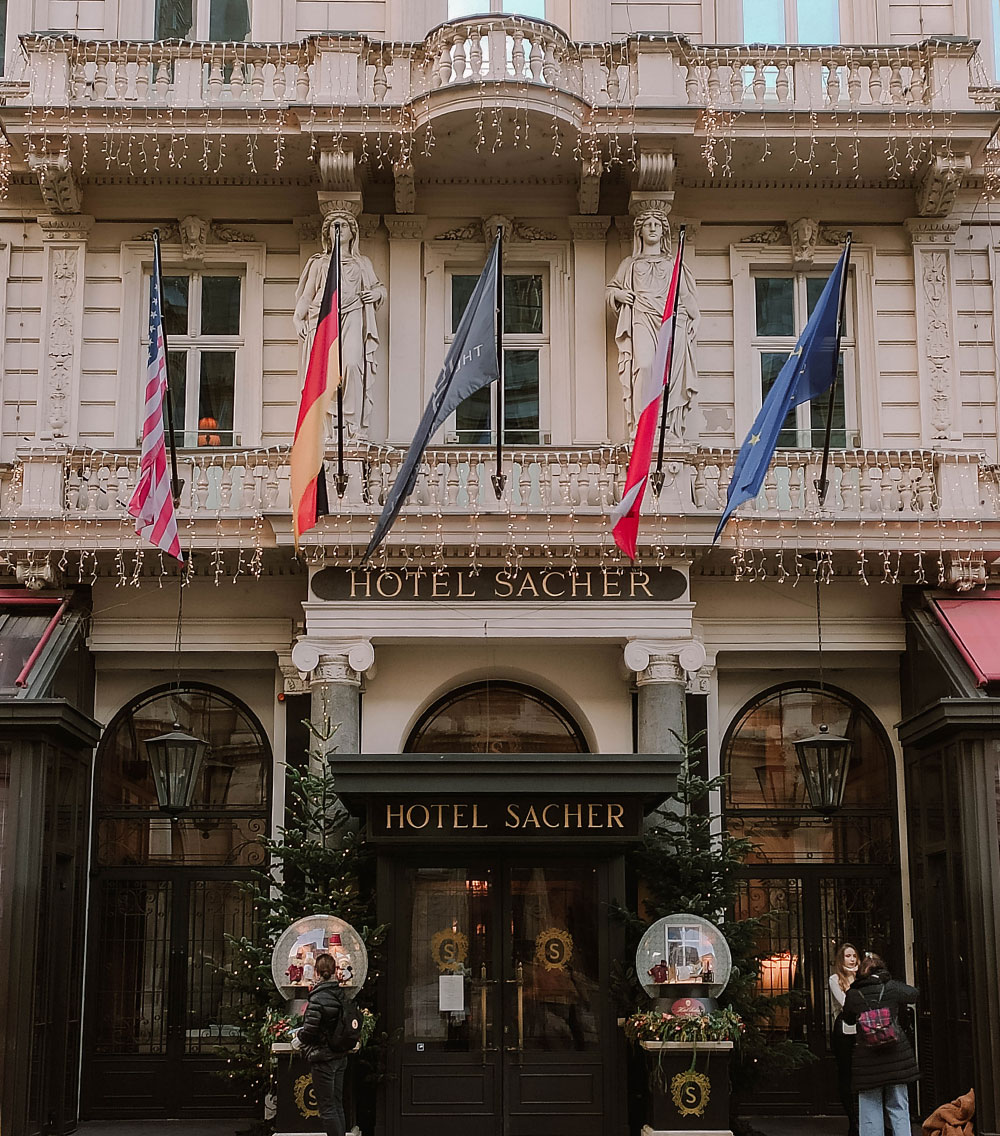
top-left (291, 239), bottom-right (340, 549)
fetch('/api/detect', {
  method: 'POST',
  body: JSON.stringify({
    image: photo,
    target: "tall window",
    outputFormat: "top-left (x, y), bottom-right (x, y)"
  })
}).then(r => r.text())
top-left (743, 0), bottom-right (839, 43)
top-left (154, 0), bottom-right (250, 40)
top-left (450, 272), bottom-right (547, 445)
top-left (752, 272), bottom-right (855, 448)
top-left (448, 0), bottom-right (546, 17)
top-left (150, 271), bottom-right (244, 448)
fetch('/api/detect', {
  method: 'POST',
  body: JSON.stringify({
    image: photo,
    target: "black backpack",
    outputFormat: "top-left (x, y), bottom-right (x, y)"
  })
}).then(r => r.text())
top-left (325, 997), bottom-right (363, 1056)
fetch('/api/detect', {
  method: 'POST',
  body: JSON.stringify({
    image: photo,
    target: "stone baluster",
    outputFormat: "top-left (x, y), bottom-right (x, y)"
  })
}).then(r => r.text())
top-left (452, 34), bottom-right (467, 82)
top-left (93, 61), bottom-right (108, 100)
top-left (273, 60), bottom-right (287, 101)
top-left (752, 61), bottom-right (766, 104)
top-left (437, 42), bottom-right (452, 86)
top-left (511, 29), bottom-right (525, 79)
top-left (469, 34), bottom-right (483, 79)
top-left (729, 60), bottom-right (743, 104)
top-left (543, 41), bottom-right (557, 86)
top-left (154, 58), bottom-right (170, 99)
top-left (868, 59), bottom-right (882, 103)
top-left (847, 59), bottom-right (861, 104)
top-left (250, 60), bottom-right (265, 101)
top-left (208, 55), bottom-right (224, 101)
top-left (889, 62), bottom-right (903, 103)
top-left (295, 62), bottom-right (310, 101)
top-left (775, 60), bottom-right (790, 102)
top-left (136, 59), bottom-right (150, 100)
top-left (529, 37), bottom-right (544, 82)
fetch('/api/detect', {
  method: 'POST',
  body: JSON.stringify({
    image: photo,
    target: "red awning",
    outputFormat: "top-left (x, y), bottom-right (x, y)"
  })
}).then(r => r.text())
top-left (932, 595), bottom-right (1000, 686)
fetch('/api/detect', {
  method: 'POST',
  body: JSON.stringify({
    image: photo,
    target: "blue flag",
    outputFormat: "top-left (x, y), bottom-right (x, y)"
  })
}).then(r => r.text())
top-left (364, 237), bottom-right (501, 561)
top-left (714, 244), bottom-right (851, 541)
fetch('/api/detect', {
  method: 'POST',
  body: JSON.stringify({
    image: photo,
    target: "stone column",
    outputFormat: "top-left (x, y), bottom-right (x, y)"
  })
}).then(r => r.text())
top-left (625, 639), bottom-right (707, 754)
top-left (384, 215), bottom-right (426, 442)
top-left (290, 639), bottom-right (375, 764)
top-left (568, 216), bottom-right (611, 443)
top-left (36, 212), bottom-right (94, 443)
top-left (905, 217), bottom-right (963, 447)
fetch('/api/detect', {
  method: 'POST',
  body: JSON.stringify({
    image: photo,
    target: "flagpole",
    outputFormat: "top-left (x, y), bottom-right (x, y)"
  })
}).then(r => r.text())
top-left (491, 224), bottom-right (506, 499)
top-left (815, 232), bottom-right (853, 507)
top-left (154, 229), bottom-right (184, 509)
top-left (334, 222), bottom-right (349, 498)
top-left (650, 225), bottom-right (686, 497)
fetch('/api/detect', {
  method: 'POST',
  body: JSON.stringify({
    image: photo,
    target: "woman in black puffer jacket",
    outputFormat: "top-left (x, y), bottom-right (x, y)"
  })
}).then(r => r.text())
top-left (295, 953), bottom-right (348, 1136)
top-left (842, 954), bottom-right (919, 1136)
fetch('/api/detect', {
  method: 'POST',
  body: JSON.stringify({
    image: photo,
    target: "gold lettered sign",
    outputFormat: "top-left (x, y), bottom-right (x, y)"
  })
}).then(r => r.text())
top-left (671, 1069), bottom-right (711, 1118)
top-left (430, 928), bottom-right (469, 973)
top-left (312, 565), bottom-right (686, 603)
top-left (294, 1073), bottom-right (319, 1119)
top-left (535, 927), bottom-right (574, 971)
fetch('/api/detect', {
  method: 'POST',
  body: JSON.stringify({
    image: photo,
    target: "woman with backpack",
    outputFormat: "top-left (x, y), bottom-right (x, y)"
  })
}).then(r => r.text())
top-left (294, 953), bottom-right (353, 1136)
top-left (829, 942), bottom-right (861, 1136)
top-left (842, 953), bottom-right (920, 1136)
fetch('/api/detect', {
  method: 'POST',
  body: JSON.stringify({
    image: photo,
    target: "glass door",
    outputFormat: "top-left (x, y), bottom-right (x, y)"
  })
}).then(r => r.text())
top-left (393, 858), bottom-right (613, 1136)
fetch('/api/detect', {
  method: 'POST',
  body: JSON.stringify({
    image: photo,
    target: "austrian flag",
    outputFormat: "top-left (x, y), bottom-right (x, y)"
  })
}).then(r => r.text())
top-left (290, 235), bottom-right (341, 549)
top-left (610, 228), bottom-right (687, 560)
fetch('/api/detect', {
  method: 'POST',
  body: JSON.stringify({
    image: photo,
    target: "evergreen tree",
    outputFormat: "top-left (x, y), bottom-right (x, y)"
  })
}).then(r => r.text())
top-left (219, 722), bottom-right (383, 1122)
top-left (622, 734), bottom-right (814, 1099)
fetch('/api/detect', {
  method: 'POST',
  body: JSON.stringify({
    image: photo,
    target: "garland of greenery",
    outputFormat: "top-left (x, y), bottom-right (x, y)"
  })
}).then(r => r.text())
top-left (624, 1007), bottom-right (745, 1045)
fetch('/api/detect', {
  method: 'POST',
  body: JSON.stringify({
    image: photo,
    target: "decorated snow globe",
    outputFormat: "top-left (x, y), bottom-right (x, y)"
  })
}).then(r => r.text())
top-left (636, 912), bottom-right (732, 1015)
top-left (271, 913), bottom-right (369, 1010)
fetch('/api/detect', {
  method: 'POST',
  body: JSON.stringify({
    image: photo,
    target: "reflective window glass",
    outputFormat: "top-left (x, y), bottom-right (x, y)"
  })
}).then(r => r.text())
top-left (161, 276), bottom-right (190, 335)
top-left (198, 352), bottom-right (236, 443)
top-left (201, 276), bottom-right (241, 335)
top-left (155, 0), bottom-right (194, 39)
top-left (797, 0), bottom-right (839, 43)
top-left (755, 277), bottom-right (794, 336)
top-left (743, 0), bottom-right (785, 41)
top-left (209, 0), bottom-right (250, 40)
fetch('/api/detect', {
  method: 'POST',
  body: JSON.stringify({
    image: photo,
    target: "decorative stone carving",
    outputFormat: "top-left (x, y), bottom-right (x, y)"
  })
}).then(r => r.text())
top-left (916, 153), bottom-right (972, 217)
top-left (27, 152), bottom-right (82, 214)
top-left (46, 249), bottom-right (78, 438)
top-left (318, 149), bottom-right (358, 193)
top-left (278, 653), bottom-right (310, 695)
top-left (213, 222), bottom-right (255, 243)
top-left (293, 211), bottom-right (386, 441)
top-left (741, 225), bottom-right (787, 245)
top-left (358, 214), bottom-right (382, 240)
top-left (295, 639), bottom-right (376, 688)
top-left (385, 215), bottom-right (426, 241)
top-left (789, 217), bottom-right (820, 267)
top-left (179, 214), bottom-right (210, 261)
top-left (568, 216), bottom-right (610, 242)
top-left (38, 214), bottom-right (94, 242)
top-left (607, 207), bottom-right (700, 439)
top-left (294, 215), bottom-right (321, 244)
top-left (318, 193), bottom-right (363, 219)
top-left (434, 217), bottom-right (558, 242)
top-left (636, 150), bottom-right (675, 192)
top-left (819, 225), bottom-right (851, 246)
top-left (625, 639), bottom-right (706, 687)
top-left (393, 159), bottom-right (416, 214)
top-left (133, 219), bottom-right (255, 255)
top-left (578, 157), bottom-right (603, 214)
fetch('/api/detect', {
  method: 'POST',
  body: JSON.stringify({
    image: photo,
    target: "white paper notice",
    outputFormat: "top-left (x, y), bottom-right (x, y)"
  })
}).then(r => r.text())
top-left (439, 974), bottom-right (465, 1012)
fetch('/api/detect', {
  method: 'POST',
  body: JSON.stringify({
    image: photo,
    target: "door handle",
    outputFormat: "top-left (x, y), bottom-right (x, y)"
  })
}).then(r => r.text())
top-left (475, 964), bottom-right (497, 1059)
top-left (505, 962), bottom-right (524, 1054)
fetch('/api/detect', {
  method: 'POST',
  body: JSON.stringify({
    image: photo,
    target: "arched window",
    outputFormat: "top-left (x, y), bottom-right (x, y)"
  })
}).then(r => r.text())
top-left (95, 683), bottom-right (270, 867)
top-left (406, 681), bottom-right (588, 752)
top-left (724, 683), bottom-right (896, 864)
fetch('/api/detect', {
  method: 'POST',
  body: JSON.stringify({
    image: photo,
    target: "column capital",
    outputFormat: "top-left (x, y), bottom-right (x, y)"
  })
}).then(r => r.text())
top-left (568, 215), bottom-right (611, 241)
top-left (904, 217), bottom-right (961, 245)
top-left (37, 214), bottom-right (94, 241)
top-left (624, 639), bottom-right (706, 686)
top-left (385, 214), bottom-right (427, 240)
top-left (291, 638), bottom-right (376, 687)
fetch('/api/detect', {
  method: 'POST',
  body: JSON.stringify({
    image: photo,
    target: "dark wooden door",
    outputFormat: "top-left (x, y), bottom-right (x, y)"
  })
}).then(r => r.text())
top-left (83, 871), bottom-right (255, 1118)
top-left (390, 856), bottom-right (614, 1136)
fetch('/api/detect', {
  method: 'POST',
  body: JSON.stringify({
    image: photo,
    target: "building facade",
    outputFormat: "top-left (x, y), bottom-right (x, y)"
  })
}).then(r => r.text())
top-left (1, 0), bottom-right (1000, 1133)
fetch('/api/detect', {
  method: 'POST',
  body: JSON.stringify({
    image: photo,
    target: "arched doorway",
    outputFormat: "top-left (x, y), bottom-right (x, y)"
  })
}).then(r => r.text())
top-left (83, 684), bottom-right (271, 1119)
top-left (406, 680), bottom-right (589, 753)
top-left (723, 683), bottom-right (903, 1113)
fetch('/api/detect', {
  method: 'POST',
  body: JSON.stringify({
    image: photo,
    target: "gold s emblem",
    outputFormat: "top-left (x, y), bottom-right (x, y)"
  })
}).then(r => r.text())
top-left (670, 1069), bottom-right (711, 1118)
top-left (534, 927), bottom-right (574, 971)
top-left (430, 928), bottom-right (469, 973)
top-left (293, 1073), bottom-right (319, 1118)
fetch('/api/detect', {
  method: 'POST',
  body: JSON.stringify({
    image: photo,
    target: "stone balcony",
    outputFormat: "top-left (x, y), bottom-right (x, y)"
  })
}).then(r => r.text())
top-left (4, 27), bottom-right (996, 188)
top-left (3, 445), bottom-right (998, 554)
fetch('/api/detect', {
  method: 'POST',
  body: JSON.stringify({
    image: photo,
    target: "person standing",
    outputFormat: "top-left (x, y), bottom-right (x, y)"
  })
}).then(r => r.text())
top-left (842, 953), bottom-right (919, 1136)
top-left (830, 942), bottom-right (861, 1136)
top-left (295, 953), bottom-right (350, 1136)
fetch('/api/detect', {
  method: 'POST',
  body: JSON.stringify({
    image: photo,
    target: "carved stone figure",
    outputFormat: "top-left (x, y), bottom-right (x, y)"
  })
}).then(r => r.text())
top-left (293, 212), bottom-right (386, 441)
top-left (606, 209), bottom-right (700, 440)
top-left (179, 215), bottom-right (210, 262)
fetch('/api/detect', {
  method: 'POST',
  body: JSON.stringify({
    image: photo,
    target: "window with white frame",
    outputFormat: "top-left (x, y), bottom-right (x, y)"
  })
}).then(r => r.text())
top-left (145, 270), bottom-right (244, 448)
top-left (448, 270), bottom-right (547, 445)
top-left (751, 272), bottom-right (856, 448)
top-left (742, 0), bottom-right (839, 43)
top-left (154, 0), bottom-right (250, 40)
top-left (448, 0), bottom-right (545, 18)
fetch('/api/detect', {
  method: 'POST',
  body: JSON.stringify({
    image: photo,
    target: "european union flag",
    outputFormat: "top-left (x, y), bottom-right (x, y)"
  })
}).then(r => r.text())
top-left (714, 243), bottom-right (851, 541)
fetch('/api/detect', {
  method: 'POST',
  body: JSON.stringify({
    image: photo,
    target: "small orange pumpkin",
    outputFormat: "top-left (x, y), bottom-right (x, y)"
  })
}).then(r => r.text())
top-left (198, 416), bottom-right (220, 446)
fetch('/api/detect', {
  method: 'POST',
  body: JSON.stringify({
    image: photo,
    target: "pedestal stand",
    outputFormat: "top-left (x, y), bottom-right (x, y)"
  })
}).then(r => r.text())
top-left (271, 1043), bottom-right (362, 1136)
top-left (639, 1040), bottom-right (734, 1136)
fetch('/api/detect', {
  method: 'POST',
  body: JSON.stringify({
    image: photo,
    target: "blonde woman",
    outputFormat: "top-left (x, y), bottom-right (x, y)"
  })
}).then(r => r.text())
top-left (830, 943), bottom-right (861, 1136)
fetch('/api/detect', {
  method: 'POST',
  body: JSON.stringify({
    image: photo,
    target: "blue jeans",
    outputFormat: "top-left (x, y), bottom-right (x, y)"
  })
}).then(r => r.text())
top-left (310, 1055), bottom-right (348, 1136)
top-left (858, 1081), bottom-right (910, 1136)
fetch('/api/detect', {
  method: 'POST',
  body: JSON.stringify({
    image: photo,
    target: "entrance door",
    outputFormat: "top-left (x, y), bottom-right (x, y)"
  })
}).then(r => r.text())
top-left (391, 857), bottom-right (614, 1136)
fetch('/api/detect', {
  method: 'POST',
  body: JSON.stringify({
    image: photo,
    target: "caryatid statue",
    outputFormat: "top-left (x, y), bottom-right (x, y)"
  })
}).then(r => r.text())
top-left (293, 211), bottom-right (386, 441)
top-left (606, 209), bottom-right (700, 440)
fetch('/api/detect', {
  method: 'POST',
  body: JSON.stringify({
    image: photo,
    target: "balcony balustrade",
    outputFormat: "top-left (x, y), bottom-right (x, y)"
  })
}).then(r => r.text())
top-left (10, 28), bottom-right (984, 115)
top-left (4, 447), bottom-right (995, 549)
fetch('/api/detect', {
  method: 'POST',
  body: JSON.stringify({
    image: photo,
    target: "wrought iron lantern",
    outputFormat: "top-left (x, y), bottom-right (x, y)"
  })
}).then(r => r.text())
top-left (793, 723), bottom-right (852, 816)
top-left (146, 725), bottom-right (209, 813)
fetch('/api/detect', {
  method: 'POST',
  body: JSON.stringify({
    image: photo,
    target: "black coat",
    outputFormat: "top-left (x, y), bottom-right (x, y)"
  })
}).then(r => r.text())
top-left (842, 969), bottom-right (919, 1092)
top-left (298, 978), bottom-right (346, 1059)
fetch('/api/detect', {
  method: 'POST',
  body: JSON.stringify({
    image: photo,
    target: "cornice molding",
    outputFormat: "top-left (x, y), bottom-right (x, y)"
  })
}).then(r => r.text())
top-left (568, 215), bottom-right (610, 241)
top-left (385, 214), bottom-right (426, 240)
top-left (37, 213), bottom-right (94, 241)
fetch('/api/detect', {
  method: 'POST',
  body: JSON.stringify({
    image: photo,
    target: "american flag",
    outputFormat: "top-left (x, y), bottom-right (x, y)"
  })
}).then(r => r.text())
top-left (128, 234), bottom-right (183, 562)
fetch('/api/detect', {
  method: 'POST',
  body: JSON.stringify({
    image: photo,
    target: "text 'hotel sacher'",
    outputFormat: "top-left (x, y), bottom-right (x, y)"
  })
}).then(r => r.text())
top-left (1, 0), bottom-right (1000, 1134)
